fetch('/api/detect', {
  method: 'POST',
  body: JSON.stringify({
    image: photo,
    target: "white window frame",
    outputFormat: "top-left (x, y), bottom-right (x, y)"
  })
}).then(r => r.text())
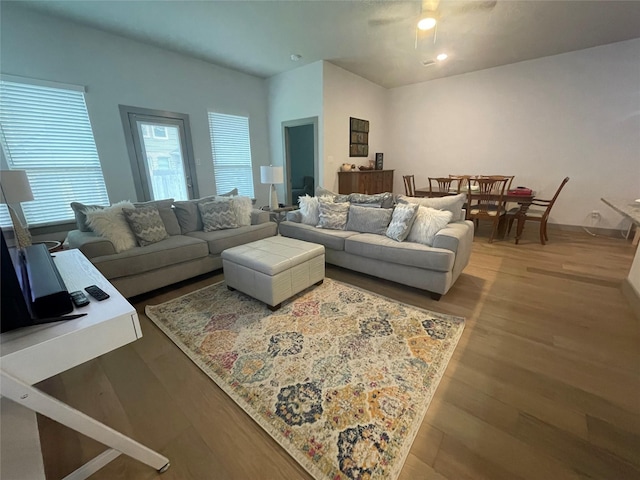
top-left (207, 111), bottom-right (255, 198)
top-left (0, 75), bottom-right (109, 227)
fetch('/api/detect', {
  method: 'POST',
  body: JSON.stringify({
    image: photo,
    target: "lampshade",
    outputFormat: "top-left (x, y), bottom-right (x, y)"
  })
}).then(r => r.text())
top-left (0, 170), bottom-right (34, 204)
top-left (260, 165), bottom-right (284, 185)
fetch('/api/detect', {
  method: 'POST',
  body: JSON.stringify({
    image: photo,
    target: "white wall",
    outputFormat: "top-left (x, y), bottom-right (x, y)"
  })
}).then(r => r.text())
top-left (267, 61), bottom-right (323, 205)
top-left (0, 5), bottom-right (273, 206)
top-left (387, 39), bottom-right (640, 227)
top-left (323, 62), bottom-right (388, 193)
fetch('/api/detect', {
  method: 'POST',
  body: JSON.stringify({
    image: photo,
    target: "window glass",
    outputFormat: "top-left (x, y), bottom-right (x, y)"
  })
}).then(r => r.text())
top-left (0, 78), bottom-right (109, 226)
top-left (208, 112), bottom-right (254, 198)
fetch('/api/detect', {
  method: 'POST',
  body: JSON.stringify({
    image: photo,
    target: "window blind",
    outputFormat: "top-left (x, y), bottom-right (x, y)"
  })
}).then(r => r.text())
top-left (208, 112), bottom-right (255, 198)
top-left (0, 79), bottom-right (109, 226)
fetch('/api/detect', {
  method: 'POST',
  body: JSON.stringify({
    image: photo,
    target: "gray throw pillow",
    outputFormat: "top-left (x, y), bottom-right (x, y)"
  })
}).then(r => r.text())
top-left (122, 206), bottom-right (169, 247)
top-left (386, 203), bottom-right (419, 242)
top-left (315, 186), bottom-right (349, 203)
top-left (198, 200), bottom-right (238, 231)
top-left (173, 201), bottom-right (200, 233)
top-left (70, 202), bottom-right (106, 232)
top-left (218, 188), bottom-right (239, 196)
top-left (317, 201), bottom-right (350, 230)
top-left (346, 205), bottom-right (393, 234)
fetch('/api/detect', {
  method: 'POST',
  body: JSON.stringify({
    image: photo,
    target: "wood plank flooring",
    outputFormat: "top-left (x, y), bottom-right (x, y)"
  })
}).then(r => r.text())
top-left (36, 228), bottom-right (640, 479)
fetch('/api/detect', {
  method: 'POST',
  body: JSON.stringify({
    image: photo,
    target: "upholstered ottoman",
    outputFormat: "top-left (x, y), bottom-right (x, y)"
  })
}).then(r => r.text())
top-left (222, 236), bottom-right (325, 310)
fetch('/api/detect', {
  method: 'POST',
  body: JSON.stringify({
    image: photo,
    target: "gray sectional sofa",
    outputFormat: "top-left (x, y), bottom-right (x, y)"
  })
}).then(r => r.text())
top-left (65, 207), bottom-right (276, 298)
top-left (279, 206), bottom-right (474, 300)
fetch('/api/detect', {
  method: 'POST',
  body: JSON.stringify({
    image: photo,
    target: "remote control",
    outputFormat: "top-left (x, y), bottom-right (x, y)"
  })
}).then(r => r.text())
top-left (84, 285), bottom-right (110, 301)
top-left (70, 290), bottom-right (90, 307)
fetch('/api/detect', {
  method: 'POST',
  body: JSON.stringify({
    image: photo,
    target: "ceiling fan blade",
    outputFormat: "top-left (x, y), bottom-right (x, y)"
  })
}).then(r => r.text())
top-left (368, 16), bottom-right (409, 27)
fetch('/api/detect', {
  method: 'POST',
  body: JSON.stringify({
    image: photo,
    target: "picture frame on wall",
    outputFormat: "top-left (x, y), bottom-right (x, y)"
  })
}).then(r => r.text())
top-left (375, 152), bottom-right (383, 170)
top-left (349, 116), bottom-right (369, 157)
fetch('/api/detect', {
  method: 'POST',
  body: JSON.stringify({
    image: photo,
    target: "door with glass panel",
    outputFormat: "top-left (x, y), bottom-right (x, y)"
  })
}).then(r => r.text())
top-left (120, 106), bottom-right (199, 201)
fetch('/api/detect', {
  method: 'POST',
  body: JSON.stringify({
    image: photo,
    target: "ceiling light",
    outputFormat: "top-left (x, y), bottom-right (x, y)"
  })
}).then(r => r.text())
top-left (290, 54), bottom-right (302, 62)
top-left (417, 16), bottom-right (437, 31)
top-left (436, 53), bottom-right (448, 61)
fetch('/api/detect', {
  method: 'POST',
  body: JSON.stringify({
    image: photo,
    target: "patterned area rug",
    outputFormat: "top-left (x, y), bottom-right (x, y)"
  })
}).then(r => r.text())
top-left (145, 278), bottom-right (464, 480)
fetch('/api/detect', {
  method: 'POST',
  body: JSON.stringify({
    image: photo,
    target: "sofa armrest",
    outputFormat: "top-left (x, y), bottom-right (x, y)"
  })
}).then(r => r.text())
top-left (432, 220), bottom-right (474, 254)
top-left (251, 209), bottom-right (270, 225)
top-left (65, 230), bottom-right (117, 259)
top-left (285, 210), bottom-right (303, 223)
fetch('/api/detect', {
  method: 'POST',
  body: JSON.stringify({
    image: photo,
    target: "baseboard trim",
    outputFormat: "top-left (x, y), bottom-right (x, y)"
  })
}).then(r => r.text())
top-left (552, 223), bottom-right (630, 239)
top-left (621, 278), bottom-right (640, 322)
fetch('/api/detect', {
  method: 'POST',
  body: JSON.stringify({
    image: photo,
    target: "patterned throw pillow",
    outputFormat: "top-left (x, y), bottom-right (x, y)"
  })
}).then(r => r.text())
top-left (133, 198), bottom-right (180, 236)
top-left (85, 201), bottom-right (137, 253)
top-left (386, 203), bottom-right (419, 242)
top-left (198, 200), bottom-right (238, 231)
top-left (406, 206), bottom-right (453, 246)
top-left (317, 200), bottom-right (349, 230)
top-left (123, 206), bottom-right (170, 247)
top-left (315, 186), bottom-right (349, 203)
top-left (346, 205), bottom-right (393, 234)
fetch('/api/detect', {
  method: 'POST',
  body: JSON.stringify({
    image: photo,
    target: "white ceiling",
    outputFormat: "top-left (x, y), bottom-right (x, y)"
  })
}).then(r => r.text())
top-left (12, 0), bottom-right (640, 89)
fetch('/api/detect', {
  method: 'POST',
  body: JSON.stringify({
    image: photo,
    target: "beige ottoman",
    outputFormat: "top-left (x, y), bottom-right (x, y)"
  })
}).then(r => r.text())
top-left (222, 236), bottom-right (325, 310)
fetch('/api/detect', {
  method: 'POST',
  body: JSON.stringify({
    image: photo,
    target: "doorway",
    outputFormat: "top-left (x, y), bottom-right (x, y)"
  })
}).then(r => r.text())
top-left (282, 117), bottom-right (318, 205)
top-left (120, 106), bottom-right (199, 201)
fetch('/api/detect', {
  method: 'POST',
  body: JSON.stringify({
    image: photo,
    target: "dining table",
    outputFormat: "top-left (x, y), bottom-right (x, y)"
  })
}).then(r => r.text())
top-left (414, 187), bottom-right (535, 243)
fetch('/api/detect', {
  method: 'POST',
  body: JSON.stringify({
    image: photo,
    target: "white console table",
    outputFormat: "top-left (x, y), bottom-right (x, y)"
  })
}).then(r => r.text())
top-left (0, 249), bottom-right (169, 479)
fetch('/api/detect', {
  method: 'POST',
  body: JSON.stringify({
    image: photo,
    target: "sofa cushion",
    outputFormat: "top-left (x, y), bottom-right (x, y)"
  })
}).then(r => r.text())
top-left (406, 206), bottom-right (453, 247)
top-left (397, 193), bottom-right (466, 222)
top-left (279, 221), bottom-right (359, 251)
top-left (348, 192), bottom-right (394, 209)
top-left (123, 206), bottom-right (170, 246)
top-left (198, 200), bottom-right (238, 231)
top-left (316, 186), bottom-right (349, 203)
top-left (186, 222), bottom-right (277, 255)
top-left (344, 234), bottom-right (454, 272)
top-left (386, 203), bottom-right (419, 242)
top-left (346, 205), bottom-right (392, 235)
top-left (92, 235), bottom-right (209, 279)
top-left (85, 201), bottom-right (137, 253)
top-left (317, 200), bottom-right (349, 230)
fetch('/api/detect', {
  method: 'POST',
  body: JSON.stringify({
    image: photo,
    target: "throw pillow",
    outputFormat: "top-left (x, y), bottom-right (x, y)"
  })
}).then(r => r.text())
top-left (70, 202), bottom-right (106, 232)
top-left (386, 203), bottom-right (419, 242)
top-left (218, 188), bottom-right (239, 197)
top-left (133, 198), bottom-right (180, 236)
top-left (85, 201), bottom-right (137, 253)
top-left (397, 193), bottom-right (466, 222)
top-left (406, 206), bottom-right (453, 246)
top-left (173, 201), bottom-right (200, 234)
top-left (346, 205), bottom-right (393, 235)
top-left (198, 200), bottom-right (238, 232)
top-left (122, 206), bottom-right (170, 247)
top-left (298, 195), bottom-right (320, 226)
top-left (317, 200), bottom-right (349, 230)
top-left (229, 196), bottom-right (252, 226)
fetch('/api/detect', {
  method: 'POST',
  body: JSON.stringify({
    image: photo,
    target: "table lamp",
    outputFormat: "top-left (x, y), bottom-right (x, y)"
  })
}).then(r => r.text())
top-left (260, 165), bottom-right (283, 211)
top-left (0, 170), bottom-right (34, 249)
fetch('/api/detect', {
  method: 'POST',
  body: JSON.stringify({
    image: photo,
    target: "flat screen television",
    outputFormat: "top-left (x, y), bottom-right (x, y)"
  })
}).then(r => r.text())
top-left (1, 227), bottom-right (32, 332)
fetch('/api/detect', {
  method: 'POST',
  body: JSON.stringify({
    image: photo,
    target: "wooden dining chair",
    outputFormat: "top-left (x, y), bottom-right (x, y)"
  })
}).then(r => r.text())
top-left (449, 175), bottom-right (476, 193)
top-left (481, 175), bottom-right (515, 191)
top-left (403, 175), bottom-right (416, 196)
top-left (507, 177), bottom-right (570, 245)
top-left (428, 177), bottom-right (454, 195)
top-left (466, 176), bottom-right (510, 243)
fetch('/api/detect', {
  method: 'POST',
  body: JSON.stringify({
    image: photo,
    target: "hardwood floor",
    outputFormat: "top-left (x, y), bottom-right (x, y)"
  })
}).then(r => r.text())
top-left (36, 228), bottom-right (640, 479)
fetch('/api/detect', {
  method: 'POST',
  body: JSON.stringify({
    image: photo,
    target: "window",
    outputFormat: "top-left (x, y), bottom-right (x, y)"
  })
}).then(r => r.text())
top-left (208, 112), bottom-right (254, 198)
top-left (152, 125), bottom-right (168, 139)
top-left (0, 76), bottom-right (109, 226)
top-left (141, 125), bottom-right (152, 138)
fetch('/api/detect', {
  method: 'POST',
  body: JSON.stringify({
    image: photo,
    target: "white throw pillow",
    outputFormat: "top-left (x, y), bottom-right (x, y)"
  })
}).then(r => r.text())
top-left (298, 195), bottom-right (320, 226)
top-left (229, 196), bottom-right (252, 226)
top-left (85, 201), bottom-right (137, 253)
top-left (406, 206), bottom-right (453, 246)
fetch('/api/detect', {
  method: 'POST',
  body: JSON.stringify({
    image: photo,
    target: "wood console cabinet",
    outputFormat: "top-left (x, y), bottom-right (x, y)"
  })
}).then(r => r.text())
top-left (338, 170), bottom-right (394, 195)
